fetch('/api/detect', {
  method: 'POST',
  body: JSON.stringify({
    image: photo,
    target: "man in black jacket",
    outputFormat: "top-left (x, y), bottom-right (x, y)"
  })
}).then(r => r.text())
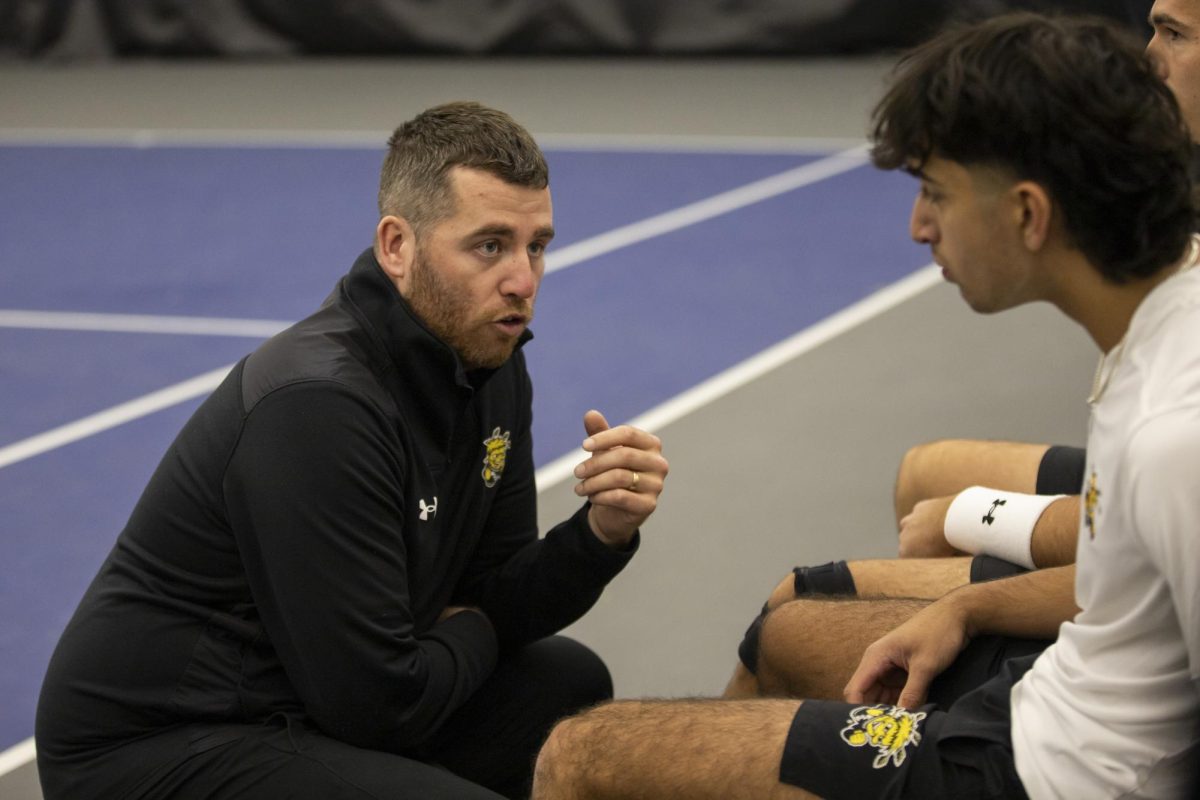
top-left (35, 101), bottom-right (669, 800)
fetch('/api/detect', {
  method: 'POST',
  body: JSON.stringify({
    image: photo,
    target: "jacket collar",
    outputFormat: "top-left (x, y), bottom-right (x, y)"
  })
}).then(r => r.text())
top-left (340, 248), bottom-right (531, 456)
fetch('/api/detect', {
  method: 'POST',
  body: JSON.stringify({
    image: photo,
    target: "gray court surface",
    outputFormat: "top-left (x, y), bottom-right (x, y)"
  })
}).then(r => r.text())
top-left (0, 56), bottom-right (1095, 797)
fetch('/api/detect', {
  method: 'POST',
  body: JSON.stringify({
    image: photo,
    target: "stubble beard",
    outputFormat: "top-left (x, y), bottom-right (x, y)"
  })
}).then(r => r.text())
top-left (407, 253), bottom-right (533, 370)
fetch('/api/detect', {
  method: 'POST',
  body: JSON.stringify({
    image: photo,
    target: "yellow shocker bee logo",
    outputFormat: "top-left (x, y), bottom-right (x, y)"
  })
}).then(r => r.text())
top-left (1084, 471), bottom-right (1101, 540)
top-left (840, 705), bottom-right (926, 769)
top-left (481, 428), bottom-right (512, 488)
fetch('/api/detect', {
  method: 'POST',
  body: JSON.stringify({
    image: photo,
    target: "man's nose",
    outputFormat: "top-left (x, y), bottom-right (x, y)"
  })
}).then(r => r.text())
top-left (910, 194), bottom-right (936, 245)
top-left (500, 251), bottom-right (539, 299)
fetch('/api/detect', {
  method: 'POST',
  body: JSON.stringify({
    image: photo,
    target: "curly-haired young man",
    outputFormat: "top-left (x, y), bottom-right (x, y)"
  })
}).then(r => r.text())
top-left (533, 14), bottom-right (1199, 799)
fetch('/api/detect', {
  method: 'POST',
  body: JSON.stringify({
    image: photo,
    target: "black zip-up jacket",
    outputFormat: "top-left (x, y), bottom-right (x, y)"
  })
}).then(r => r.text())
top-left (36, 248), bottom-right (636, 765)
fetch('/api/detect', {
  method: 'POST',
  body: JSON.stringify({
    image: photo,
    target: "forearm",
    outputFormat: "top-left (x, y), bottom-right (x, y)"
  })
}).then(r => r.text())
top-left (263, 595), bottom-right (500, 751)
top-left (946, 564), bottom-right (1078, 640)
top-left (942, 488), bottom-right (1079, 569)
top-left (472, 504), bottom-right (636, 649)
top-left (1030, 496), bottom-right (1080, 567)
top-left (844, 564), bottom-right (1076, 708)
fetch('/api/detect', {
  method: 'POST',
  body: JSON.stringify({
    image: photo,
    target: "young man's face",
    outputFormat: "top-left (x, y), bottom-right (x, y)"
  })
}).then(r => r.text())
top-left (909, 156), bottom-right (1035, 314)
top-left (1148, 0), bottom-right (1200, 140)
top-left (406, 166), bottom-right (554, 370)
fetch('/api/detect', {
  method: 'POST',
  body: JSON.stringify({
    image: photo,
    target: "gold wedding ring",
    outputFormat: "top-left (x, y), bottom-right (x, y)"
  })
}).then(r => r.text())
top-left (628, 471), bottom-right (640, 492)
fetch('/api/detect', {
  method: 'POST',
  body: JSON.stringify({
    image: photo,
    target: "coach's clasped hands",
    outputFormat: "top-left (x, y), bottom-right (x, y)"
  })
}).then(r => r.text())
top-left (574, 409), bottom-right (668, 549)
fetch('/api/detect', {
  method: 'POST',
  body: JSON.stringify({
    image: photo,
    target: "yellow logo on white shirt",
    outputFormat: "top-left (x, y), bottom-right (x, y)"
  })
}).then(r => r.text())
top-left (840, 705), bottom-right (926, 769)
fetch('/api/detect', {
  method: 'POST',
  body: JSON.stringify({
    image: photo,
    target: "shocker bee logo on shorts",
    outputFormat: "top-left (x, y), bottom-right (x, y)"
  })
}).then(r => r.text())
top-left (481, 427), bottom-right (512, 488)
top-left (840, 705), bottom-right (926, 769)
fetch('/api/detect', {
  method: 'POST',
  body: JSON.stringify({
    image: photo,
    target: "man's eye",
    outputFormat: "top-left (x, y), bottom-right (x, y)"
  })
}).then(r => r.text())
top-left (528, 242), bottom-right (545, 257)
top-left (480, 241), bottom-right (500, 255)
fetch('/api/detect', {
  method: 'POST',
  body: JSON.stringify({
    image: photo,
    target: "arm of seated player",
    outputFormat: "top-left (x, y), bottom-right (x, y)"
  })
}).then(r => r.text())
top-left (845, 564), bottom-right (1078, 709)
top-left (900, 492), bottom-right (1080, 568)
top-left (1030, 495), bottom-right (1079, 567)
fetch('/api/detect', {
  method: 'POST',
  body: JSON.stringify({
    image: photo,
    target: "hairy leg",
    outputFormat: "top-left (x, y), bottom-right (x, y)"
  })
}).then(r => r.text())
top-left (756, 597), bottom-right (929, 699)
top-left (848, 557), bottom-right (972, 599)
top-left (532, 699), bottom-right (817, 800)
top-left (759, 558), bottom-right (972, 606)
top-left (724, 662), bottom-right (760, 698)
top-left (893, 439), bottom-right (1049, 525)
top-left (724, 563), bottom-right (960, 699)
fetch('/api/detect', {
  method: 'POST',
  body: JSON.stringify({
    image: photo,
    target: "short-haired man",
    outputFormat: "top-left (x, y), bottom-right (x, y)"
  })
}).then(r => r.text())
top-left (35, 102), bottom-right (669, 799)
top-left (532, 14), bottom-right (1199, 799)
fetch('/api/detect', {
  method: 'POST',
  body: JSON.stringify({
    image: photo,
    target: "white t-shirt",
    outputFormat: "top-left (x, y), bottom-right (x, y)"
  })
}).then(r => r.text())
top-left (1012, 243), bottom-right (1200, 799)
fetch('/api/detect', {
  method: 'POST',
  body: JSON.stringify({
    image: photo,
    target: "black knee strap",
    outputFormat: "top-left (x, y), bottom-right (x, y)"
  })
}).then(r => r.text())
top-left (969, 554), bottom-right (1030, 583)
top-left (739, 562), bottom-right (857, 675)
top-left (737, 603), bottom-right (769, 675)
top-left (792, 560), bottom-right (856, 596)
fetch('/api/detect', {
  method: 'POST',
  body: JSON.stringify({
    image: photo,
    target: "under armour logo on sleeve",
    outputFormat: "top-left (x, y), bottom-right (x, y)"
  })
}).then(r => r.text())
top-left (419, 497), bottom-right (438, 521)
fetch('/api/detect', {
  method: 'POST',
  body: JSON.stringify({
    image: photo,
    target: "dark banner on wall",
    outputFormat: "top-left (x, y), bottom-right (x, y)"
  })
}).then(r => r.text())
top-left (2, 0), bottom-right (1153, 60)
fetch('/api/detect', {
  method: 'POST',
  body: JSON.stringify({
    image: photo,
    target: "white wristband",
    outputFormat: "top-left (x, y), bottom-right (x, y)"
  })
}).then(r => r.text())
top-left (943, 486), bottom-right (1065, 569)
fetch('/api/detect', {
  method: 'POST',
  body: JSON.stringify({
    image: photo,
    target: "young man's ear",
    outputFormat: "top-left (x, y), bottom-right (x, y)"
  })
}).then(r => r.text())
top-left (374, 215), bottom-right (417, 294)
top-left (1012, 181), bottom-right (1053, 252)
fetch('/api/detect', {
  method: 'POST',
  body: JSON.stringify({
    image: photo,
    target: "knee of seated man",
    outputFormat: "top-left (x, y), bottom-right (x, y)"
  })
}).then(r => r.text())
top-left (519, 636), bottom-right (613, 714)
top-left (533, 709), bottom-right (595, 798)
top-left (898, 437), bottom-right (966, 480)
top-left (894, 440), bottom-right (941, 515)
top-left (754, 601), bottom-right (832, 693)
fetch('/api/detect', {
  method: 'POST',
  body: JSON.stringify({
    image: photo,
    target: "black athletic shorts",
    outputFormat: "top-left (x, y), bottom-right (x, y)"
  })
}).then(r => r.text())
top-left (1036, 444), bottom-right (1086, 495)
top-left (969, 554), bottom-right (1027, 583)
top-left (779, 654), bottom-right (1038, 799)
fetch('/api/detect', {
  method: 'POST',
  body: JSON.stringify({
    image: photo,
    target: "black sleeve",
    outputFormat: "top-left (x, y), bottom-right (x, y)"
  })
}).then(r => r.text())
top-left (453, 371), bottom-right (637, 650)
top-left (224, 382), bottom-right (498, 751)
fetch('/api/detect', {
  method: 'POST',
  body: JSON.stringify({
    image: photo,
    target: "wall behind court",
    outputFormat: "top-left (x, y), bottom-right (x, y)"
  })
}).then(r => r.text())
top-left (1, 0), bottom-right (1152, 60)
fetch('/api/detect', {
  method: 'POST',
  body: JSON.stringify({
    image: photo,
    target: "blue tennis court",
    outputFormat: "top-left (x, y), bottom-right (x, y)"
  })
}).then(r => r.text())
top-left (0, 140), bottom-right (924, 756)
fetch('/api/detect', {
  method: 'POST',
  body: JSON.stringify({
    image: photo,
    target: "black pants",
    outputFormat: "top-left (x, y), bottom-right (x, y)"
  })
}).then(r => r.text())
top-left (38, 636), bottom-right (609, 800)
top-left (1036, 444), bottom-right (1086, 495)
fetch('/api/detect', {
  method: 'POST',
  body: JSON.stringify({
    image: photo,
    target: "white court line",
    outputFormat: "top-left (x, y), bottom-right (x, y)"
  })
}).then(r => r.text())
top-left (533, 133), bottom-right (865, 154)
top-left (534, 264), bottom-right (942, 490)
top-left (0, 364), bottom-right (235, 470)
top-left (0, 150), bottom-right (871, 468)
top-left (0, 310), bottom-right (290, 338)
top-left (0, 147), bottom-right (869, 338)
top-left (0, 737), bottom-right (34, 779)
top-left (0, 126), bottom-right (862, 154)
top-left (545, 146), bottom-right (869, 275)
top-left (0, 738), bottom-right (34, 782)
top-left (0, 149), bottom-right (870, 463)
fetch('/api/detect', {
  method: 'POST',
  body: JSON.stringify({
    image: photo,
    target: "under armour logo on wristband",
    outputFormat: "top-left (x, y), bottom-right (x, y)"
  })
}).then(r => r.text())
top-left (946, 487), bottom-right (1053, 570)
top-left (419, 497), bottom-right (438, 521)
